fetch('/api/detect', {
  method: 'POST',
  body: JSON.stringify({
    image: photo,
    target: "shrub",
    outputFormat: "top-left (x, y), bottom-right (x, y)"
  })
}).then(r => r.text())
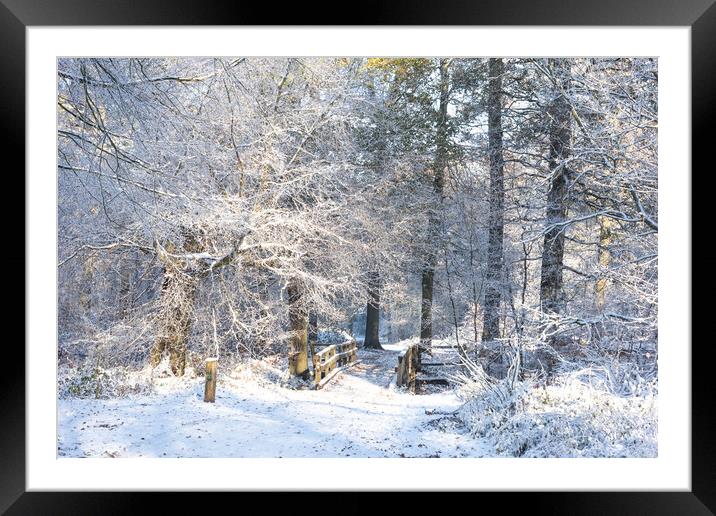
top-left (455, 356), bottom-right (657, 457)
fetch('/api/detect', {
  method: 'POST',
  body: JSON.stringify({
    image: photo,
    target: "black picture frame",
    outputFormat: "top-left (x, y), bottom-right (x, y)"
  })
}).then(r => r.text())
top-left (4, 0), bottom-right (713, 512)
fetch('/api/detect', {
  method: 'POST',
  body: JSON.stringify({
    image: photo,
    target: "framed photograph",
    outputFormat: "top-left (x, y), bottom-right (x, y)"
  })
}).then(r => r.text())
top-left (6, 0), bottom-right (713, 512)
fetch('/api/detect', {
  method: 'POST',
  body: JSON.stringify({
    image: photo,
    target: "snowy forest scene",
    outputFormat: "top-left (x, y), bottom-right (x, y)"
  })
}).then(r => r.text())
top-left (57, 56), bottom-right (658, 459)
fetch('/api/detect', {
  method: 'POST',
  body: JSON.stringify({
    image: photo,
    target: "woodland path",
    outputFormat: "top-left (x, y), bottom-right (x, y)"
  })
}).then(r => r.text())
top-left (57, 346), bottom-right (490, 458)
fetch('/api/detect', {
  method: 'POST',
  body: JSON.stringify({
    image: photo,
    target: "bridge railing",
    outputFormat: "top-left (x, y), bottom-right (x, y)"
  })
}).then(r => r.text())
top-left (312, 339), bottom-right (358, 389)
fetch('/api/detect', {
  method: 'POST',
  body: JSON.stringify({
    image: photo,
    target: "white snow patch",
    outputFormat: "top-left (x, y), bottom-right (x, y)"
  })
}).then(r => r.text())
top-left (57, 347), bottom-right (490, 458)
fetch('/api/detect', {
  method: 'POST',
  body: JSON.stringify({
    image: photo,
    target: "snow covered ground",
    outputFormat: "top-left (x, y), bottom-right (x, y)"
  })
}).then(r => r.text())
top-left (57, 347), bottom-right (491, 458)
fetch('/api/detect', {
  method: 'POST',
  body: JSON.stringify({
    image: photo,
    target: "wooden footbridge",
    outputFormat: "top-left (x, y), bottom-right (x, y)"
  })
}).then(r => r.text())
top-left (396, 341), bottom-right (465, 393)
top-left (202, 337), bottom-right (463, 401)
top-left (311, 339), bottom-right (359, 390)
top-left (310, 337), bottom-right (463, 393)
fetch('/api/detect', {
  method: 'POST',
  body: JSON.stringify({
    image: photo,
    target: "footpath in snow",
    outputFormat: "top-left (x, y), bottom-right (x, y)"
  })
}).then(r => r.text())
top-left (58, 346), bottom-right (490, 458)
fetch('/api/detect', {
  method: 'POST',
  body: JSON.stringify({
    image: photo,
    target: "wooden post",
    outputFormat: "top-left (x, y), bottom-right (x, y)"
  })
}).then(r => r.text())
top-left (313, 354), bottom-right (321, 384)
top-left (204, 357), bottom-right (218, 402)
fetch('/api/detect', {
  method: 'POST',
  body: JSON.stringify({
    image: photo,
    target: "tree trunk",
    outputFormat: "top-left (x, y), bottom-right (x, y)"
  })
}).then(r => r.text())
top-left (150, 270), bottom-right (197, 377)
top-left (118, 254), bottom-right (132, 318)
top-left (482, 58), bottom-right (505, 344)
top-left (308, 309), bottom-right (318, 361)
top-left (79, 256), bottom-right (94, 313)
top-left (286, 279), bottom-right (310, 379)
top-left (419, 261), bottom-right (436, 360)
top-left (364, 271), bottom-right (381, 349)
top-left (308, 311), bottom-right (318, 344)
top-left (539, 59), bottom-right (572, 317)
top-left (256, 271), bottom-right (271, 350)
top-left (445, 255), bottom-right (466, 362)
top-left (419, 57), bottom-right (450, 357)
top-left (595, 215), bottom-right (615, 311)
top-left (150, 228), bottom-right (203, 376)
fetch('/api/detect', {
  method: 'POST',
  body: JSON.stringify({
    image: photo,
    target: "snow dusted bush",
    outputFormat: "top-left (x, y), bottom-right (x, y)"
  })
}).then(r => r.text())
top-left (58, 363), bottom-right (154, 399)
top-left (317, 328), bottom-right (353, 345)
top-left (456, 355), bottom-right (657, 457)
top-left (229, 356), bottom-right (284, 387)
top-left (225, 355), bottom-right (313, 390)
top-left (59, 350), bottom-right (207, 399)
